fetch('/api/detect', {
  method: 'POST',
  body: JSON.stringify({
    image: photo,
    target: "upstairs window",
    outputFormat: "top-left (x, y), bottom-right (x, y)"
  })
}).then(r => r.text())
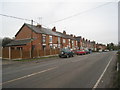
top-left (76, 41), bottom-right (77, 46)
top-left (63, 39), bottom-right (66, 43)
top-left (58, 37), bottom-right (60, 44)
top-left (42, 34), bottom-right (46, 43)
top-left (49, 36), bottom-right (52, 43)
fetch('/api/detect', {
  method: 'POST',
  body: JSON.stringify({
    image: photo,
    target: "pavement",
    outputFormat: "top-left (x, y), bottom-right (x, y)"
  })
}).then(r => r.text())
top-left (1, 51), bottom-right (117, 88)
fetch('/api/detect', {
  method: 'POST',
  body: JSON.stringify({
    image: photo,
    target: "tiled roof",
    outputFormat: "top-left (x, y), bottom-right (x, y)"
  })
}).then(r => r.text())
top-left (26, 23), bottom-right (61, 37)
top-left (75, 37), bottom-right (82, 42)
top-left (25, 23), bottom-right (75, 40)
top-left (5, 38), bottom-right (32, 46)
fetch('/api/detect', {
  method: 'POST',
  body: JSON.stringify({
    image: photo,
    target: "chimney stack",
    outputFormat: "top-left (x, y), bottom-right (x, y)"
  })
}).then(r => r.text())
top-left (36, 24), bottom-right (42, 28)
top-left (63, 30), bottom-right (66, 34)
top-left (70, 34), bottom-right (73, 37)
top-left (83, 38), bottom-right (85, 41)
top-left (52, 27), bottom-right (56, 32)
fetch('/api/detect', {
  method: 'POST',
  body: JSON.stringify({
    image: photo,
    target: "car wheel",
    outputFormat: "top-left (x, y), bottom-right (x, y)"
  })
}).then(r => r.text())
top-left (59, 56), bottom-right (61, 58)
top-left (66, 55), bottom-right (69, 58)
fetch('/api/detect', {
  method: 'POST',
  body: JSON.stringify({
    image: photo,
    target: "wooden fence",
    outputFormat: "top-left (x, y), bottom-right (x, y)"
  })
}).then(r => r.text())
top-left (2, 47), bottom-right (60, 60)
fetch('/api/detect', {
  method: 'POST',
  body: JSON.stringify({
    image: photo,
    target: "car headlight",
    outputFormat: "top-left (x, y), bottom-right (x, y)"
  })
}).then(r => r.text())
top-left (61, 52), bottom-right (64, 54)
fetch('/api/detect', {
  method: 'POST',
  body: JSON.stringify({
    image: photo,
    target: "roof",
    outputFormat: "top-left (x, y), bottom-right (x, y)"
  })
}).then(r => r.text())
top-left (75, 37), bottom-right (82, 42)
top-left (5, 38), bottom-right (32, 47)
top-left (15, 23), bottom-right (76, 40)
top-left (25, 23), bottom-right (61, 37)
top-left (55, 32), bottom-right (75, 40)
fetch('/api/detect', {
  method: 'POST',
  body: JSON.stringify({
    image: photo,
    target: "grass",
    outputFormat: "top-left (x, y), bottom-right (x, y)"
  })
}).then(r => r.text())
top-left (14, 55), bottom-right (58, 62)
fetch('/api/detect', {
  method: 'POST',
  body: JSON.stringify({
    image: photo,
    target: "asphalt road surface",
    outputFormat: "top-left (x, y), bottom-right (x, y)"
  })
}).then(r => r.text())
top-left (2, 51), bottom-right (117, 88)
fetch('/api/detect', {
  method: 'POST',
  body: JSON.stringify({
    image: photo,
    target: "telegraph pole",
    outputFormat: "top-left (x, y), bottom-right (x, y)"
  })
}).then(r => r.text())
top-left (30, 20), bottom-right (33, 58)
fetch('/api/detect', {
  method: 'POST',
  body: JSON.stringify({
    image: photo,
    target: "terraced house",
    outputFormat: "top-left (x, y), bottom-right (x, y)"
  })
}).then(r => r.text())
top-left (2, 23), bottom-right (78, 60)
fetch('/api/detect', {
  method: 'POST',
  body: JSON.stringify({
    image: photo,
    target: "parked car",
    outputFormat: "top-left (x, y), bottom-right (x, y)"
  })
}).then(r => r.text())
top-left (59, 48), bottom-right (74, 58)
top-left (84, 49), bottom-right (90, 54)
top-left (99, 49), bottom-right (102, 52)
top-left (75, 49), bottom-right (86, 55)
top-left (104, 49), bottom-right (109, 52)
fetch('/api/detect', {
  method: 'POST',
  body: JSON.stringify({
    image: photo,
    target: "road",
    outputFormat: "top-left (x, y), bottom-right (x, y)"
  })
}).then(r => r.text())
top-left (2, 51), bottom-right (117, 88)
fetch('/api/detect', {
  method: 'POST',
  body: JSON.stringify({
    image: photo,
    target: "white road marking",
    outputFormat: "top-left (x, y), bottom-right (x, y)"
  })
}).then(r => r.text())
top-left (0, 66), bottom-right (57, 85)
top-left (92, 54), bottom-right (114, 89)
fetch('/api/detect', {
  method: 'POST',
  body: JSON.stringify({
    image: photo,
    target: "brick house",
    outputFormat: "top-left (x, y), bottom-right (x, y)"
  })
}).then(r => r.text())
top-left (90, 41), bottom-right (97, 51)
top-left (96, 43), bottom-right (107, 51)
top-left (2, 23), bottom-right (78, 60)
top-left (75, 36), bottom-right (82, 49)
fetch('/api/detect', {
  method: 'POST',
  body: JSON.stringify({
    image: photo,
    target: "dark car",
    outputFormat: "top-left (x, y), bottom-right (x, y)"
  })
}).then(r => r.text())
top-left (59, 48), bottom-right (74, 58)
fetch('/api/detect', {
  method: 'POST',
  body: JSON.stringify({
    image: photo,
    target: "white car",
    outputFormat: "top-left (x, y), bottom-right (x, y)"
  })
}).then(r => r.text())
top-left (99, 49), bottom-right (102, 52)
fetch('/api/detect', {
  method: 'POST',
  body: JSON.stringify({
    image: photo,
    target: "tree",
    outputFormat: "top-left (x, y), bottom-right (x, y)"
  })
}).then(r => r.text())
top-left (119, 41), bottom-right (120, 49)
top-left (2, 37), bottom-right (13, 47)
top-left (107, 42), bottom-right (119, 50)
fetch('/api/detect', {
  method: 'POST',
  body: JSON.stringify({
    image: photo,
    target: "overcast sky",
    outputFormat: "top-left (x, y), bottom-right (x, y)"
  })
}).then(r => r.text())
top-left (0, 0), bottom-right (119, 45)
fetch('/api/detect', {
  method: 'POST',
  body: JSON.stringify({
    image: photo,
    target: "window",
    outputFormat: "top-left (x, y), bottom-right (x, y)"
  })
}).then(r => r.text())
top-left (42, 45), bottom-right (46, 50)
top-left (42, 34), bottom-right (46, 43)
top-left (49, 36), bottom-right (52, 43)
top-left (58, 37), bottom-right (60, 44)
top-left (58, 44), bottom-right (60, 48)
top-left (72, 40), bottom-right (74, 47)
top-left (63, 39), bottom-right (66, 43)
top-left (49, 44), bottom-right (53, 48)
top-left (76, 41), bottom-right (77, 46)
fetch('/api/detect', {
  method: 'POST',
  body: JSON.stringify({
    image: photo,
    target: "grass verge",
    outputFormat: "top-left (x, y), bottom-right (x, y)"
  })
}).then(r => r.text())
top-left (14, 55), bottom-right (58, 62)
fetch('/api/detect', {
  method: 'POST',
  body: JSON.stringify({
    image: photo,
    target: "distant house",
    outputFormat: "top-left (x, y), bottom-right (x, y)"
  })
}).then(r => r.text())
top-left (75, 36), bottom-right (82, 49)
top-left (2, 23), bottom-right (78, 60)
top-left (96, 44), bottom-right (107, 51)
top-left (90, 41), bottom-right (96, 51)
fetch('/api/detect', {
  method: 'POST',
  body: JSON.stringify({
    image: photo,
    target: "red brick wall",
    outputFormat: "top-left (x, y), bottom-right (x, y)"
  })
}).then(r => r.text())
top-left (15, 25), bottom-right (43, 51)
top-left (16, 26), bottom-right (32, 40)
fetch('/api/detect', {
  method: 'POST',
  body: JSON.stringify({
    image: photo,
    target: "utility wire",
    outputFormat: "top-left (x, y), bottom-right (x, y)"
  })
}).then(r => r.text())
top-left (0, 13), bottom-right (51, 29)
top-left (0, 14), bottom-right (31, 21)
top-left (46, 2), bottom-right (113, 25)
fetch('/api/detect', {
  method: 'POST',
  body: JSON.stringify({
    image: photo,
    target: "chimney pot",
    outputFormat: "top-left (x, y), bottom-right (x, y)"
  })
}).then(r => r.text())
top-left (52, 27), bottom-right (56, 32)
top-left (70, 34), bottom-right (73, 37)
top-left (63, 30), bottom-right (66, 34)
top-left (36, 24), bottom-right (41, 28)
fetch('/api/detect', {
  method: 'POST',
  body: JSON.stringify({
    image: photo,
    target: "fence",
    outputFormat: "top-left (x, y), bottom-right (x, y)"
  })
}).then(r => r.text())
top-left (2, 47), bottom-right (60, 60)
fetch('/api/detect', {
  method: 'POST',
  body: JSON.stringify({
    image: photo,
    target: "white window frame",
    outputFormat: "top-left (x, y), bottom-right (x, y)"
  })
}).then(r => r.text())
top-left (76, 41), bottom-right (77, 46)
top-left (42, 34), bottom-right (46, 44)
top-left (63, 39), bottom-right (66, 43)
top-left (58, 37), bottom-right (60, 44)
top-left (49, 35), bottom-right (52, 43)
